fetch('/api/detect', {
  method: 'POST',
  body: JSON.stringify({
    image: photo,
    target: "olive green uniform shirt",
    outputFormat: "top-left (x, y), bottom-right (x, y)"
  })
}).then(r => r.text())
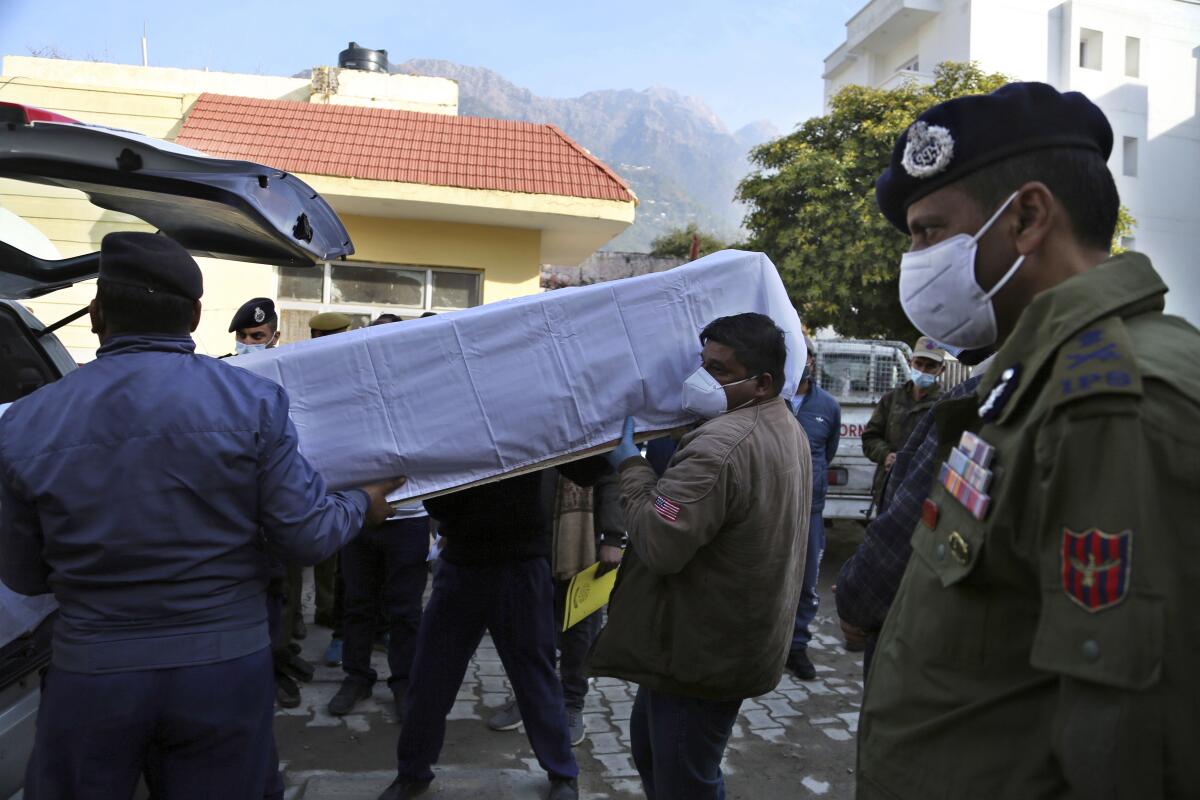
top-left (862, 381), bottom-right (942, 503)
top-left (858, 253), bottom-right (1200, 799)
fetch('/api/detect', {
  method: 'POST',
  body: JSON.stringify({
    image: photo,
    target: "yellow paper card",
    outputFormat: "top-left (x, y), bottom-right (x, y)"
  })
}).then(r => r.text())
top-left (562, 562), bottom-right (619, 631)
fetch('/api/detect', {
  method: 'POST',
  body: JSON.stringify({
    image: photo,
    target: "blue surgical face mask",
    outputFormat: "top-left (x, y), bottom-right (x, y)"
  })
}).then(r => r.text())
top-left (911, 367), bottom-right (939, 389)
top-left (234, 341), bottom-right (268, 356)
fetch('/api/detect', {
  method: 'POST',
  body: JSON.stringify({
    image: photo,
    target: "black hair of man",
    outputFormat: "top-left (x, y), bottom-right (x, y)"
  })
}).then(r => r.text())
top-left (953, 147), bottom-right (1119, 252)
top-left (97, 281), bottom-right (195, 336)
top-left (371, 313), bottom-right (403, 326)
top-left (699, 312), bottom-right (787, 397)
top-left (420, 311), bottom-right (437, 318)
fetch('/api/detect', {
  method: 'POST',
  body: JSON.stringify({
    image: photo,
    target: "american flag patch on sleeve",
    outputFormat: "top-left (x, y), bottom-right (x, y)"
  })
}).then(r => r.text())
top-left (654, 495), bottom-right (681, 522)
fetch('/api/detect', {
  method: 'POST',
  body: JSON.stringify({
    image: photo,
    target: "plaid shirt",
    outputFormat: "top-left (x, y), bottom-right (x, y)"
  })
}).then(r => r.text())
top-left (835, 376), bottom-right (982, 632)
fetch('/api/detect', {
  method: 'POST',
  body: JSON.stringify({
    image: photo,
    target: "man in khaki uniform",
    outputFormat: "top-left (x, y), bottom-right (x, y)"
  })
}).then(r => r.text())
top-left (860, 82), bottom-right (1200, 797)
top-left (861, 336), bottom-right (945, 507)
top-left (307, 311), bottom-right (354, 666)
top-left (590, 312), bottom-right (811, 800)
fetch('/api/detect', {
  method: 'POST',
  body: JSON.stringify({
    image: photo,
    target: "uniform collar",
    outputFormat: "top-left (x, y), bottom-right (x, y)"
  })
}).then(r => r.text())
top-left (977, 251), bottom-right (1165, 422)
top-left (904, 380), bottom-right (942, 402)
top-left (97, 334), bottom-right (197, 358)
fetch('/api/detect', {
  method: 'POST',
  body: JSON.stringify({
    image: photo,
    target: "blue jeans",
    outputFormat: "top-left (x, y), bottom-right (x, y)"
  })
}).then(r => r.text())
top-left (554, 578), bottom-right (602, 711)
top-left (792, 508), bottom-right (826, 652)
top-left (340, 516), bottom-right (429, 690)
top-left (396, 557), bottom-right (577, 784)
top-left (26, 647), bottom-right (280, 800)
top-left (630, 685), bottom-right (742, 800)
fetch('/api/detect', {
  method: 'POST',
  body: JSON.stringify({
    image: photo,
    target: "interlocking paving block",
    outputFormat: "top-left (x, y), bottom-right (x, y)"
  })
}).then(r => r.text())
top-left (763, 698), bottom-right (803, 718)
top-left (297, 768), bottom-right (554, 799)
top-left (588, 732), bottom-right (624, 755)
top-left (583, 712), bottom-right (613, 734)
top-left (802, 776), bottom-right (832, 795)
top-left (595, 752), bottom-right (640, 778)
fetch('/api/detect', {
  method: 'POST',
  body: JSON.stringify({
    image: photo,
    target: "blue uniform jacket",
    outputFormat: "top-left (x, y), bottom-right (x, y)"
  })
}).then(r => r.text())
top-left (0, 334), bottom-right (369, 674)
top-left (791, 383), bottom-right (841, 513)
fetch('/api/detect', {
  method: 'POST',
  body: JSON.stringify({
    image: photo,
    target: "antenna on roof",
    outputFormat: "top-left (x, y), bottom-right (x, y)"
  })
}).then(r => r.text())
top-left (141, 22), bottom-right (148, 67)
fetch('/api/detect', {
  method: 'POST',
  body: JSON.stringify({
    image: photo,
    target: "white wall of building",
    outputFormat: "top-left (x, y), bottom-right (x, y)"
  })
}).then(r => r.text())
top-left (823, 0), bottom-right (1200, 324)
top-left (1, 56), bottom-right (460, 116)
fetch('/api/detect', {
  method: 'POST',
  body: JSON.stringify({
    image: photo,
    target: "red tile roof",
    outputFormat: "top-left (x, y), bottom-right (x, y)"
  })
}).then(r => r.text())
top-left (175, 94), bottom-right (635, 204)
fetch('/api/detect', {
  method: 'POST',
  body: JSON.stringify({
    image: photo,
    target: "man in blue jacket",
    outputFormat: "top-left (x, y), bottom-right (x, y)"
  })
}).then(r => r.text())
top-left (788, 336), bottom-right (842, 679)
top-left (0, 232), bottom-right (399, 800)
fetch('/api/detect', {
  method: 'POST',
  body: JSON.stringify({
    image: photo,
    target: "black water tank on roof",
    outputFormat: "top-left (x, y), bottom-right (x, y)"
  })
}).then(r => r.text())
top-left (338, 42), bottom-right (388, 73)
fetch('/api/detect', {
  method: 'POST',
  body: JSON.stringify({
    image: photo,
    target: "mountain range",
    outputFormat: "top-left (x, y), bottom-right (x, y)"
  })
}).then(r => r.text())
top-left (395, 59), bottom-right (778, 254)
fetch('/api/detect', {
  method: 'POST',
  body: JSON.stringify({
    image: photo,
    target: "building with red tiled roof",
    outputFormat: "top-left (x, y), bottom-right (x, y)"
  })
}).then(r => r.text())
top-left (177, 94), bottom-right (634, 205)
top-left (0, 55), bottom-right (638, 351)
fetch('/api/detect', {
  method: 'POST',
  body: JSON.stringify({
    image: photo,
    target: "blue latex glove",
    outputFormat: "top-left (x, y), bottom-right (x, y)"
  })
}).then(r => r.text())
top-left (605, 416), bottom-right (639, 469)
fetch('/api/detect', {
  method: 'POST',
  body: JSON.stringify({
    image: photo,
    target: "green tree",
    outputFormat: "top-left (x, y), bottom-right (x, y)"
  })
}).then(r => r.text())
top-left (650, 223), bottom-right (728, 260)
top-left (737, 63), bottom-right (1012, 340)
top-left (1111, 206), bottom-right (1137, 253)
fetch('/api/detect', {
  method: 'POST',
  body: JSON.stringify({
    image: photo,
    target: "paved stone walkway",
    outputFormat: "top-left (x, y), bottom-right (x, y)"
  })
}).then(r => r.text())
top-left (278, 527), bottom-right (865, 799)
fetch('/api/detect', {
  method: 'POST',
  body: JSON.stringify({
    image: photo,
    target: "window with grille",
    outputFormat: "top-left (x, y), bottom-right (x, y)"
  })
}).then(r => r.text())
top-left (275, 262), bottom-right (482, 343)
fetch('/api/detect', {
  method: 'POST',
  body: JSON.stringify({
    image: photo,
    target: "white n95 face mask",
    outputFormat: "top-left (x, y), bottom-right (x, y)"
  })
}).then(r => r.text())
top-left (681, 367), bottom-right (758, 419)
top-left (898, 191), bottom-right (1026, 349)
top-left (234, 341), bottom-right (268, 356)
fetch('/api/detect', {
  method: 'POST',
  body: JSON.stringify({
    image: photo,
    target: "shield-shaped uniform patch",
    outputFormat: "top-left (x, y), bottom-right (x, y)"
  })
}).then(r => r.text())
top-left (1061, 528), bottom-right (1132, 612)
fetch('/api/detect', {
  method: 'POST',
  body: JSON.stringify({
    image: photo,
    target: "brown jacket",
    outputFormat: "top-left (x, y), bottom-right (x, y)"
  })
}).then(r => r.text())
top-left (587, 396), bottom-right (811, 701)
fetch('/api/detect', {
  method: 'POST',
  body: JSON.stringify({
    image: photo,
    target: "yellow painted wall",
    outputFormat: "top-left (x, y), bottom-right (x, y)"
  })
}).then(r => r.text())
top-left (0, 76), bottom-right (189, 139)
top-left (0, 175), bottom-right (278, 360)
top-left (341, 215), bottom-right (541, 303)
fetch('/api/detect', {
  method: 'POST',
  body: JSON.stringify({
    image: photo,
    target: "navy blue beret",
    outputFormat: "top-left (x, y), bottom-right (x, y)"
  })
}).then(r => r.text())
top-left (98, 232), bottom-right (203, 301)
top-left (229, 297), bottom-right (277, 332)
top-left (875, 82), bottom-right (1113, 233)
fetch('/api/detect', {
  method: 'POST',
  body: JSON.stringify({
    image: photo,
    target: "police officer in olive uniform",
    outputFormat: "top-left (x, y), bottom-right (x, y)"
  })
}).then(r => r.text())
top-left (310, 311), bottom-right (352, 339)
top-left (307, 311), bottom-right (354, 666)
top-left (861, 337), bottom-right (946, 508)
top-left (858, 83), bottom-right (1200, 798)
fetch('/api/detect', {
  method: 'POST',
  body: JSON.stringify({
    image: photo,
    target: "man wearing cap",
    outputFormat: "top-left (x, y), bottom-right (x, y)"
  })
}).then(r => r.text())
top-left (0, 232), bottom-right (401, 797)
top-left (786, 335), bottom-right (842, 680)
top-left (861, 336), bottom-right (946, 507)
top-left (310, 311), bottom-right (352, 338)
top-left (306, 310), bottom-right (354, 667)
top-left (860, 82), bottom-right (1200, 797)
top-left (328, 313), bottom-right (431, 721)
top-left (221, 297), bottom-right (280, 359)
top-left (224, 297), bottom-right (316, 707)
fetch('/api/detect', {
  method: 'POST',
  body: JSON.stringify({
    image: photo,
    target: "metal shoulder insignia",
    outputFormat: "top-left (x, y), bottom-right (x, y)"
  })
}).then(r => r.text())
top-left (1051, 317), bottom-right (1143, 409)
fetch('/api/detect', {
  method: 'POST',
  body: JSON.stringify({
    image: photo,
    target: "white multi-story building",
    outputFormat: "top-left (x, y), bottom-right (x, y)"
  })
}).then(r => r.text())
top-left (823, 0), bottom-right (1200, 324)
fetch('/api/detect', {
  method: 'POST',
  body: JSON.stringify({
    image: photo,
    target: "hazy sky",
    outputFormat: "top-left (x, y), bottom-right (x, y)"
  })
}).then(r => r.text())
top-left (0, 0), bottom-right (865, 134)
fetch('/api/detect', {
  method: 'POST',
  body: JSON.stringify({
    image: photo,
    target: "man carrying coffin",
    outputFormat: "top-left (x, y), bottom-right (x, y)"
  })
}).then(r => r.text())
top-left (590, 312), bottom-right (812, 800)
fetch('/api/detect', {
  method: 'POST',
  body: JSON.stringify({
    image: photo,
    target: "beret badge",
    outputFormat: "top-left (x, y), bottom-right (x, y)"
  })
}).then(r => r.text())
top-left (254, 306), bottom-right (266, 324)
top-left (902, 121), bottom-right (955, 178)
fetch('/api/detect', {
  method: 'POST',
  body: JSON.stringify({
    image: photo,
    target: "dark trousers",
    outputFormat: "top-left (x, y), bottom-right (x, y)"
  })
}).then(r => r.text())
top-left (314, 554), bottom-right (340, 633)
top-left (341, 516), bottom-right (429, 690)
top-left (554, 578), bottom-right (602, 711)
top-left (791, 508), bottom-right (826, 652)
top-left (630, 685), bottom-right (742, 800)
top-left (283, 563), bottom-right (303, 640)
top-left (396, 557), bottom-right (578, 784)
top-left (26, 647), bottom-right (280, 800)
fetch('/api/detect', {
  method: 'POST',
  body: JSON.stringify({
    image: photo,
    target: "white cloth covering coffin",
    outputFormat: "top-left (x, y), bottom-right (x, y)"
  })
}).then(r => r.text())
top-left (230, 249), bottom-right (806, 501)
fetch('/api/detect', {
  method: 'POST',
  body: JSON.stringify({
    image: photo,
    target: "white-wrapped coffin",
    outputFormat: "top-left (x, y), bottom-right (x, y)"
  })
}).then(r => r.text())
top-left (230, 250), bottom-right (806, 501)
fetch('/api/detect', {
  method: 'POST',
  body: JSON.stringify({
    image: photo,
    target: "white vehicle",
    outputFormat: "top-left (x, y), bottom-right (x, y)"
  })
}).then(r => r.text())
top-left (815, 338), bottom-right (968, 522)
top-left (0, 100), bottom-right (352, 799)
